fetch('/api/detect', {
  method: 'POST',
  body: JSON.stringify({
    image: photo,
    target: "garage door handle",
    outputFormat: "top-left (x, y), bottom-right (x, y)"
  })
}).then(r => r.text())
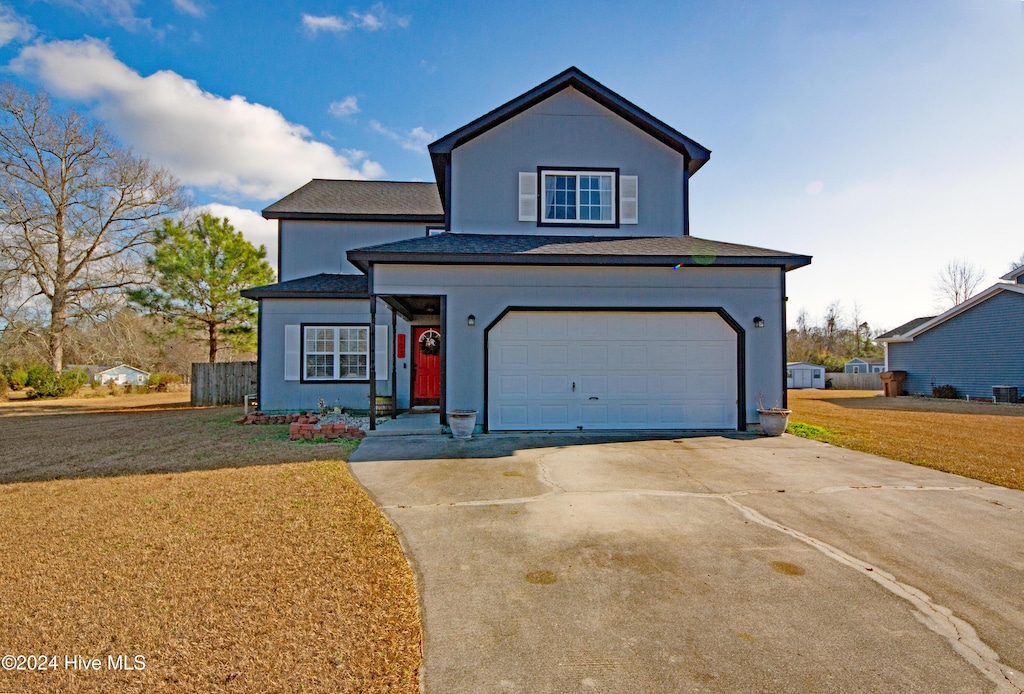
top-left (589, 396), bottom-right (599, 400)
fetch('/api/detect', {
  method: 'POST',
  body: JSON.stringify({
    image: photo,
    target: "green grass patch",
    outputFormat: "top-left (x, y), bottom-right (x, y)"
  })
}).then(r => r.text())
top-left (786, 420), bottom-right (844, 445)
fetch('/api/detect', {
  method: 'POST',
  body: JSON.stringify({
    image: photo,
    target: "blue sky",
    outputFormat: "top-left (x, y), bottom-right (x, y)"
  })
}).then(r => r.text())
top-left (1, 0), bottom-right (1021, 332)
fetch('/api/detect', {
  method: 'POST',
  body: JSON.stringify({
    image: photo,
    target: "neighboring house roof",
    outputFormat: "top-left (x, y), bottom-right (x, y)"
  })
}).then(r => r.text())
top-left (846, 357), bottom-right (884, 365)
top-left (96, 364), bottom-right (149, 376)
top-left (876, 316), bottom-right (936, 340)
top-left (787, 362), bottom-right (824, 369)
top-left (64, 364), bottom-right (107, 379)
top-left (428, 66), bottom-right (712, 206)
top-left (241, 273), bottom-right (369, 299)
top-left (878, 284), bottom-right (1024, 342)
top-left (262, 180), bottom-right (445, 222)
top-left (348, 234), bottom-right (811, 272)
top-left (1001, 265), bottom-right (1024, 283)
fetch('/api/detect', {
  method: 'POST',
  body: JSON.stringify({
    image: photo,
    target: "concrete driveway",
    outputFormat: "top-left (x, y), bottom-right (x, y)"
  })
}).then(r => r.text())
top-left (348, 433), bottom-right (1024, 693)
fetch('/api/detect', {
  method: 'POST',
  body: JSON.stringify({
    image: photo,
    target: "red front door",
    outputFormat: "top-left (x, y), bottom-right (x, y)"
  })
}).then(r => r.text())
top-left (412, 327), bottom-right (441, 405)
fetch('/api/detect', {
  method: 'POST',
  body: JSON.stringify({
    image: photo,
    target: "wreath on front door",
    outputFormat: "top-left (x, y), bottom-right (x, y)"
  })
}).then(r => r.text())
top-left (419, 329), bottom-right (441, 356)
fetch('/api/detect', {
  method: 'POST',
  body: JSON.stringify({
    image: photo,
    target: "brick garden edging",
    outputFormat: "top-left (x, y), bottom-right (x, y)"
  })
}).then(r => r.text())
top-left (234, 413), bottom-right (366, 440)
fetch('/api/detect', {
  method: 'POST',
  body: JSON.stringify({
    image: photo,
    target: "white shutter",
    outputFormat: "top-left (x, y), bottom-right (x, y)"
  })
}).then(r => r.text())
top-left (619, 175), bottom-right (638, 225)
top-left (518, 172), bottom-right (537, 222)
top-left (374, 325), bottom-right (389, 380)
top-left (284, 325), bottom-right (300, 381)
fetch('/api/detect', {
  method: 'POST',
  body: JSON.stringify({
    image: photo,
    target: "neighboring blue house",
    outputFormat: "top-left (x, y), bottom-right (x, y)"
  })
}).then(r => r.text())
top-left (878, 268), bottom-right (1024, 400)
top-left (844, 357), bottom-right (885, 374)
top-left (243, 68), bottom-right (812, 431)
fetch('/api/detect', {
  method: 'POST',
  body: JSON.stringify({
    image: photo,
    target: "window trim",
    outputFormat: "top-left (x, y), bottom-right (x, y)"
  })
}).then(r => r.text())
top-left (299, 323), bottom-right (371, 384)
top-left (536, 166), bottom-right (620, 228)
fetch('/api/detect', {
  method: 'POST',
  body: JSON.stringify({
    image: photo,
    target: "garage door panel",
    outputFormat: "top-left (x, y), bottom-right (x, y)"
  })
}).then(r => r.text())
top-left (537, 344), bottom-right (568, 366)
top-left (579, 315), bottom-right (609, 338)
top-left (531, 314), bottom-right (567, 339)
top-left (539, 375), bottom-right (570, 395)
top-left (579, 374), bottom-right (608, 395)
top-left (580, 404), bottom-right (608, 426)
top-left (579, 345), bottom-right (608, 367)
top-left (539, 405), bottom-right (569, 427)
top-left (497, 374), bottom-right (529, 397)
top-left (489, 311), bottom-right (737, 431)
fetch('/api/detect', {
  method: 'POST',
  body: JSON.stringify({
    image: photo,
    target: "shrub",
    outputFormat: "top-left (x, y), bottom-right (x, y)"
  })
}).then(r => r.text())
top-left (932, 384), bottom-right (958, 399)
top-left (149, 372), bottom-right (183, 392)
top-left (109, 382), bottom-right (124, 397)
top-left (0, 372), bottom-right (8, 397)
top-left (7, 368), bottom-right (27, 390)
top-left (25, 366), bottom-right (88, 399)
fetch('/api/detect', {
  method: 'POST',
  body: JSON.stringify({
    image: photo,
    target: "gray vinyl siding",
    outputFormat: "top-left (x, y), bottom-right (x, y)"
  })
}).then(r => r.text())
top-left (450, 88), bottom-right (686, 235)
top-left (258, 297), bottom-right (411, 412)
top-left (887, 290), bottom-right (1024, 398)
top-left (372, 264), bottom-right (783, 427)
top-left (278, 219), bottom-right (427, 281)
top-left (97, 364), bottom-right (149, 385)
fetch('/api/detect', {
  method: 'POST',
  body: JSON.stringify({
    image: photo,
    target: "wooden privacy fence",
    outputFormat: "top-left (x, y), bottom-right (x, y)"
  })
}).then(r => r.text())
top-left (826, 372), bottom-right (883, 390)
top-left (191, 361), bottom-right (258, 406)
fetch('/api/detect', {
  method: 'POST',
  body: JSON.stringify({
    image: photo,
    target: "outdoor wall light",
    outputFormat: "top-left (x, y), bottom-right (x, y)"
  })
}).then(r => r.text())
top-left (467, 314), bottom-right (476, 326)
top-left (753, 316), bottom-right (765, 329)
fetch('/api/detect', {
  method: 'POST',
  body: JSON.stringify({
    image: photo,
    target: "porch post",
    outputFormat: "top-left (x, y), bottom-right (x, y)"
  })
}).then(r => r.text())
top-left (391, 306), bottom-right (397, 419)
top-left (368, 264), bottom-right (376, 431)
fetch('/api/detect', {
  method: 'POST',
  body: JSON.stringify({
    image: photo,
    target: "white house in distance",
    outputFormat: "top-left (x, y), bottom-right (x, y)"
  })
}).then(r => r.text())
top-left (95, 364), bottom-right (150, 386)
top-left (243, 68), bottom-right (812, 432)
top-left (787, 362), bottom-right (825, 389)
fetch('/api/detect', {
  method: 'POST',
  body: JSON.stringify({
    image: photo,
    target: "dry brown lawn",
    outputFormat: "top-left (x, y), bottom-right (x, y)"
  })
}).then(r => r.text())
top-left (0, 398), bottom-right (420, 692)
top-left (788, 389), bottom-right (1024, 490)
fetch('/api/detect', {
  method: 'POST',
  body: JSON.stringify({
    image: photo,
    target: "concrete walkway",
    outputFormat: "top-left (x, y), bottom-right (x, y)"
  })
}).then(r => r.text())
top-left (348, 433), bottom-right (1024, 693)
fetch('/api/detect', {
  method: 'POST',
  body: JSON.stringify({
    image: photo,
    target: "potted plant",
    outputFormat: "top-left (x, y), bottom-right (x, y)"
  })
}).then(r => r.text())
top-left (447, 410), bottom-right (478, 440)
top-left (757, 394), bottom-right (791, 437)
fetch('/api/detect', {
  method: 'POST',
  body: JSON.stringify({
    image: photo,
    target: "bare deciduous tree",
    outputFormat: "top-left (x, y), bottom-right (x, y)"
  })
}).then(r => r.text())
top-left (0, 83), bottom-right (185, 372)
top-left (933, 259), bottom-right (984, 309)
top-left (1009, 251), bottom-right (1024, 273)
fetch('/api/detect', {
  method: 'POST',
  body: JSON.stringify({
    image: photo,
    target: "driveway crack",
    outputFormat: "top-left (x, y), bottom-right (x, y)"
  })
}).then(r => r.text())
top-left (721, 495), bottom-right (1024, 694)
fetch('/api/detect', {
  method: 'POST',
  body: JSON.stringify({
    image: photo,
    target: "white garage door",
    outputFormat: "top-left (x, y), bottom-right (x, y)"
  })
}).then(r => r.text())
top-left (488, 311), bottom-right (738, 431)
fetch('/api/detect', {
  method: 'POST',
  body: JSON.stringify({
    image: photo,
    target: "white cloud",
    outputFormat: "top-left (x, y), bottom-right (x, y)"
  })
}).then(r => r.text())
top-left (171, 0), bottom-right (204, 18)
top-left (328, 95), bottom-right (359, 118)
top-left (204, 204), bottom-right (279, 273)
top-left (302, 13), bottom-right (351, 34)
top-left (804, 180), bottom-right (824, 195)
top-left (302, 4), bottom-right (409, 35)
top-left (369, 120), bottom-right (435, 153)
top-left (46, 0), bottom-right (159, 34)
top-left (351, 3), bottom-right (410, 30)
top-left (0, 4), bottom-right (33, 47)
top-left (10, 38), bottom-right (385, 200)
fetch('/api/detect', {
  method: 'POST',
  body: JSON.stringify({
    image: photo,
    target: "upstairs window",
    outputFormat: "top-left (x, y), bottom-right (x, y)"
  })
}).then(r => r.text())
top-left (540, 169), bottom-right (616, 226)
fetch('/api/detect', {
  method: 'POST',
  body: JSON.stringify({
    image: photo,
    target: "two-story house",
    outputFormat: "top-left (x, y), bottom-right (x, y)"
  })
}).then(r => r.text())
top-left (243, 68), bottom-right (812, 432)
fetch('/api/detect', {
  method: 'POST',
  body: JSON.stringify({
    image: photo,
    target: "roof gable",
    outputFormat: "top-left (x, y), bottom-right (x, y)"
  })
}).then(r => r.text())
top-left (428, 67), bottom-right (711, 205)
top-left (880, 284), bottom-right (1024, 342)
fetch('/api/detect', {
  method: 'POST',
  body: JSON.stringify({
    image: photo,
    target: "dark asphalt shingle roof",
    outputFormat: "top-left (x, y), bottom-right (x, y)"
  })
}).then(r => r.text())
top-left (348, 233), bottom-right (812, 271)
top-left (241, 273), bottom-right (368, 299)
top-left (262, 180), bottom-right (445, 220)
top-left (876, 316), bottom-right (936, 340)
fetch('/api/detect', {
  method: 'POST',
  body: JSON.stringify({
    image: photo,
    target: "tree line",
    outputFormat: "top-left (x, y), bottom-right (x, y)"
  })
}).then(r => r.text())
top-left (0, 83), bottom-right (274, 384)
